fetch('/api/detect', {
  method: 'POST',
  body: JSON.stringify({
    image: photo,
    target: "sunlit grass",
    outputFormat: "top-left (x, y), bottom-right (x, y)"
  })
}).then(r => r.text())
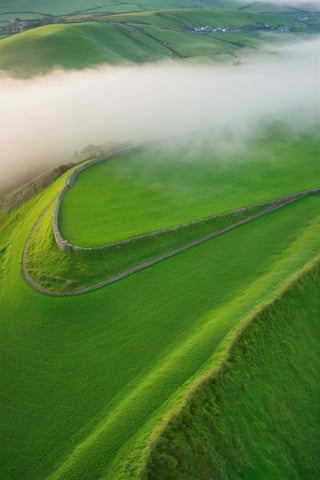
top-left (0, 174), bottom-right (319, 478)
top-left (60, 133), bottom-right (320, 246)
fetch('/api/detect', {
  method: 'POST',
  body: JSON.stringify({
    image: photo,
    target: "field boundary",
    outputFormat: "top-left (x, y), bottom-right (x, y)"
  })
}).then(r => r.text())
top-left (24, 185), bottom-right (320, 296)
top-left (52, 145), bottom-right (139, 252)
top-left (52, 150), bottom-right (320, 252)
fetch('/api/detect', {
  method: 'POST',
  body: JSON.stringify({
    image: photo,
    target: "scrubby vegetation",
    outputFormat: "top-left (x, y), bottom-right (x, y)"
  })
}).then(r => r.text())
top-left (26, 195), bottom-right (269, 293)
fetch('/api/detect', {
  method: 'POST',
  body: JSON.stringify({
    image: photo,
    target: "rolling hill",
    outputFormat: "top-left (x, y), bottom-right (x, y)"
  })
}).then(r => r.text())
top-left (0, 1), bottom-right (319, 479)
top-left (0, 7), bottom-right (318, 74)
top-left (1, 136), bottom-right (319, 478)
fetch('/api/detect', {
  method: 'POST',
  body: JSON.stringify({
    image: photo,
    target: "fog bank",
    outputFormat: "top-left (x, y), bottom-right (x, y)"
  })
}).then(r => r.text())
top-left (0, 38), bottom-right (319, 195)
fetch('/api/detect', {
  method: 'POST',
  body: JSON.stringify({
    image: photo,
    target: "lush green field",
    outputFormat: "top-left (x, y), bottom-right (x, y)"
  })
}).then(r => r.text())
top-left (1, 2), bottom-right (319, 478)
top-left (26, 194), bottom-right (289, 293)
top-left (0, 7), bottom-right (315, 73)
top-left (0, 1), bottom-right (219, 34)
top-left (145, 261), bottom-right (320, 480)
top-left (0, 0), bottom-right (256, 23)
top-left (60, 133), bottom-right (320, 246)
top-left (0, 166), bottom-right (319, 478)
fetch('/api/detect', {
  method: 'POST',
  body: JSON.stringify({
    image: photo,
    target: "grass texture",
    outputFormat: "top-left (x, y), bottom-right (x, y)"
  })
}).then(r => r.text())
top-left (27, 198), bottom-right (269, 293)
top-left (144, 261), bottom-right (320, 480)
top-left (60, 133), bottom-right (320, 246)
top-left (0, 169), bottom-right (319, 479)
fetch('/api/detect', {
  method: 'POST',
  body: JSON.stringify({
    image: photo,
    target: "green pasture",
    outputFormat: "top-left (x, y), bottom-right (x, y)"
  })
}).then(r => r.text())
top-left (0, 169), bottom-right (319, 479)
top-left (27, 198), bottom-right (270, 293)
top-left (0, 7), bottom-right (313, 74)
top-left (59, 133), bottom-right (320, 246)
top-left (0, 22), bottom-right (169, 73)
top-left (145, 261), bottom-right (320, 480)
top-left (0, 1), bottom-right (241, 19)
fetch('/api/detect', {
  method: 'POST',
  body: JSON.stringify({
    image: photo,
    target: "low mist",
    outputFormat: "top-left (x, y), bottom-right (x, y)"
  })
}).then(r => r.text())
top-left (0, 37), bottom-right (319, 195)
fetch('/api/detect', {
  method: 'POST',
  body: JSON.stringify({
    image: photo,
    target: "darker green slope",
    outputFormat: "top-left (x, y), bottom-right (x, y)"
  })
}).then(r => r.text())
top-left (145, 262), bottom-right (320, 480)
top-left (0, 22), bottom-right (168, 74)
top-left (0, 8), bottom-right (310, 75)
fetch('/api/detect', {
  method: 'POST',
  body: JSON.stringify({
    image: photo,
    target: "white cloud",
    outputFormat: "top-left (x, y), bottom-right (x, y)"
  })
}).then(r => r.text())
top-left (0, 37), bottom-right (319, 194)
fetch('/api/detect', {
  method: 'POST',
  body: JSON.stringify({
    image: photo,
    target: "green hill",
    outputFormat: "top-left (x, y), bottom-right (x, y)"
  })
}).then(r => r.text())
top-left (0, 22), bottom-right (168, 73)
top-left (0, 139), bottom-right (319, 478)
top-left (1, 2), bottom-right (319, 478)
top-left (0, 8), bottom-right (312, 74)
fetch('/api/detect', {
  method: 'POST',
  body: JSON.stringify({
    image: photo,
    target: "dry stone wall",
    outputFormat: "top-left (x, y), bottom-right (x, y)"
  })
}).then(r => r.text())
top-left (52, 146), bottom-right (137, 251)
top-left (53, 154), bottom-right (320, 253)
top-left (24, 186), bottom-right (320, 297)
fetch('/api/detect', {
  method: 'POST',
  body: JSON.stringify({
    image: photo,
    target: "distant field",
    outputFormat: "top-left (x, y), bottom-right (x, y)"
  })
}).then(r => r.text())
top-left (0, 7), bottom-right (317, 73)
top-left (59, 133), bottom-right (320, 246)
top-left (0, 1), bottom-right (236, 40)
top-left (0, 0), bottom-right (238, 18)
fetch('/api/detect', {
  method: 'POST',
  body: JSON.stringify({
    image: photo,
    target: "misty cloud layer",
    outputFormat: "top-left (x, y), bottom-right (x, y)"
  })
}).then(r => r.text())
top-left (0, 37), bottom-right (319, 195)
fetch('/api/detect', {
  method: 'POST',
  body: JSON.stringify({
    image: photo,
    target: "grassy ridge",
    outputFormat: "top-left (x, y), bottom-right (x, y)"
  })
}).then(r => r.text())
top-left (144, 261), bottom-right (320, 480)
top-left (60, 134), bottom-right (320, 246)
top-left (0, 174), bottom-right (319, 479)
top-left (0, 0), bottom-right (199, 17)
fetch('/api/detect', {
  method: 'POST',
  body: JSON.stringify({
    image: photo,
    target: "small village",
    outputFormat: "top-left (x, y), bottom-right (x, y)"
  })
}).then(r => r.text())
top-left (2, 9), bottom-right (319, 39)
top-left (189, 23), bottom-right (291, 34)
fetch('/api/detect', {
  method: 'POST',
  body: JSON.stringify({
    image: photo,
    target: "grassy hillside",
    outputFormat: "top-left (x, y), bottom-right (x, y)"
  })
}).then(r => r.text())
top-left (60, 134), bottom-right (320, 246)
top-left (0, 7), bottom-right (314, 74)
top-left (0, 164), bottom-right (319, 479)
top-left (26, 197), bottom-right (270, 293)
top-left (0, 1), bottom-right (241, 38)
top-left (0, 22), bottom-right (169, 73)
top-left (1, 2), bottom-right (319, 478)
top-left (145, 261), bottom-right (320, 480)
top-left (0, 0), bottom-right (212, 17)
